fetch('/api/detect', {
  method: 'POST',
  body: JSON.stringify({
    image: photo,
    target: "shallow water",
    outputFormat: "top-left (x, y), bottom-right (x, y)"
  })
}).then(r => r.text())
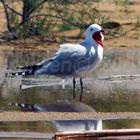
top-left (0, 48), bottom-right (140, 134)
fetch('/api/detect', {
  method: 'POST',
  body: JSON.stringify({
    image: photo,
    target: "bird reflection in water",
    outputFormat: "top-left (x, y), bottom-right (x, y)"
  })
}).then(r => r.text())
top-left (9, 101), bottom-right (102, 131)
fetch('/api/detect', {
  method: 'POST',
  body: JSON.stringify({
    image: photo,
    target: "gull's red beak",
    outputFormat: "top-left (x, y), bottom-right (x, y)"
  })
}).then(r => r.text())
top-left (92, 29), bottom-right (105, 47)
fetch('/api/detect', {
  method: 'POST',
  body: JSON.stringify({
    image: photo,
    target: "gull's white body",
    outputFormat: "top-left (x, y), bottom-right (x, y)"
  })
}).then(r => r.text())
top-left (35, 43), bottom-right (103, 77)
top-left (35, 24), bottom-right (104, 78)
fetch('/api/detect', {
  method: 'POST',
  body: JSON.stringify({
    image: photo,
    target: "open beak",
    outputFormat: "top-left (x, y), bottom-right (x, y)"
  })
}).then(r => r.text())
top-left (101, 29), bottom-right (105, 34)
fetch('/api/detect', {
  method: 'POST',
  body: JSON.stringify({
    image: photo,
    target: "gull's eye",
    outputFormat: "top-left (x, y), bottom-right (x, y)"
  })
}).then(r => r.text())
top-left (90, 28), bottom-right (93, 31)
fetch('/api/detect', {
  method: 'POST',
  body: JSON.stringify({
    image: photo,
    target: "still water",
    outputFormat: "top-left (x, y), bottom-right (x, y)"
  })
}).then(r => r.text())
top-left (0, 48), bottom-right (140, 133)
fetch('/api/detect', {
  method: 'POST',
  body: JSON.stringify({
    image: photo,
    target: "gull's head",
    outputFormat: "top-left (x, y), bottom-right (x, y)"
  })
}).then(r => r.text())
top-left (85, 24), bottom-right (105, 47)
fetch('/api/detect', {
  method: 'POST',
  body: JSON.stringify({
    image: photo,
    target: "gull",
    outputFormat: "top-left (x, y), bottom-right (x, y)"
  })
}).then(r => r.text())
top-left (8, 24), bottom-right (105, 99)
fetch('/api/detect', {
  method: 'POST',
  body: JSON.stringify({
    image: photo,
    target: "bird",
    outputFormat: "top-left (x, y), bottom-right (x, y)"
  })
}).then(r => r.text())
top-left (8, 24), bottom-right (105, 99)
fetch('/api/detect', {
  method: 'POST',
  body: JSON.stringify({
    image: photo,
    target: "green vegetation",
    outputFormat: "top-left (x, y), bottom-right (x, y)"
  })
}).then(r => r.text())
top-left (0, 0), bottom-right (109, 40)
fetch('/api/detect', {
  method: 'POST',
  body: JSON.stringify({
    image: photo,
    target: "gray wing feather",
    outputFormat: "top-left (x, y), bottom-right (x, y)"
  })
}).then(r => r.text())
top-left (35, 44), bottom-right (89, 76)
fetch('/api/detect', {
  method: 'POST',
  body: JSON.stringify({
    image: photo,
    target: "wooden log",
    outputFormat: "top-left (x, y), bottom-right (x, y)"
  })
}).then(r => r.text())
top-left (55, 129), bottom-right (140, 140)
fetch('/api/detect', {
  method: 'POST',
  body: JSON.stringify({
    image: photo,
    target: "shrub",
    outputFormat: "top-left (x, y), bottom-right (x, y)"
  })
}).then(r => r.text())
top-left (0, 0), bottom-right (109, 41)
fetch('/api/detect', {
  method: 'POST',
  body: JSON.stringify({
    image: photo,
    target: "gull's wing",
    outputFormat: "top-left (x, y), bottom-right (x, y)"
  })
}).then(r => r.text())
top-left (35, 43), bottom-right (95, 76)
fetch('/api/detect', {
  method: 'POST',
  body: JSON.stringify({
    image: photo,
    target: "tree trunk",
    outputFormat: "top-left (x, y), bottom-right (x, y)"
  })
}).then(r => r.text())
top-left (21, 0), bottom-right (47, 25)
top-left (1, 0), bottom-right (13, 32)
top-left (22, 0), bottom-right (32, 24)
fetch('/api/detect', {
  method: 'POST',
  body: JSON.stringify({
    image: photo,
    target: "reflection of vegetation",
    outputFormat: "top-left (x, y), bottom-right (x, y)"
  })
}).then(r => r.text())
top-left (0, 121), bottom-right (56, 132)
top-left (86, 86), bottom-right (140, 112)
top-left (104, 120), bottom-right (140, 129)
top-left (0, 84), bottom-right (7, 109)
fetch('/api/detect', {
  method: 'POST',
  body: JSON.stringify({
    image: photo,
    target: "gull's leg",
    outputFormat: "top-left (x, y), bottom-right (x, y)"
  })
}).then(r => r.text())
top-left (73, 77), bottom-right (76, 99)
top-left (62, 79), bottom-right (65, 89)
top-left (80, 77), bottom-right (83, 102)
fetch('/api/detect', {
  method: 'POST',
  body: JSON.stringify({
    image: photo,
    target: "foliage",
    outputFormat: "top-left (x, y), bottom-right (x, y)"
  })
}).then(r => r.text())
top-left (0, 0), bottom-right (109, 41)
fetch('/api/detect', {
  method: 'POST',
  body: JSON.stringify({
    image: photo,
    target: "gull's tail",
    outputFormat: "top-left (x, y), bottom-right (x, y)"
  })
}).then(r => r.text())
top-left (7, 64), bottom-right (41, 76)
top-left (7, 58), bottom-right (52, 76)
top-left (8, 70), bottom-right (34, 76)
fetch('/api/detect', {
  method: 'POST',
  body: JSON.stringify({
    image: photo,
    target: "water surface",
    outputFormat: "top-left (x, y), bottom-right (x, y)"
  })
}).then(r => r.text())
top-left (0, 48), bottom-right (140, 132)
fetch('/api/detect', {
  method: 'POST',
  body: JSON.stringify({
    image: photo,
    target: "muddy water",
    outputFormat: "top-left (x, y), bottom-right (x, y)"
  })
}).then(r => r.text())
top-left (0, 48), bottom-right (140, 133)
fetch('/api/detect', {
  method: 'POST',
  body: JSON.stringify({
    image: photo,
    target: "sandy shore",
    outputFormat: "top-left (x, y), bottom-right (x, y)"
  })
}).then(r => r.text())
top-left (0, 112), bottom-right (140, 121)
